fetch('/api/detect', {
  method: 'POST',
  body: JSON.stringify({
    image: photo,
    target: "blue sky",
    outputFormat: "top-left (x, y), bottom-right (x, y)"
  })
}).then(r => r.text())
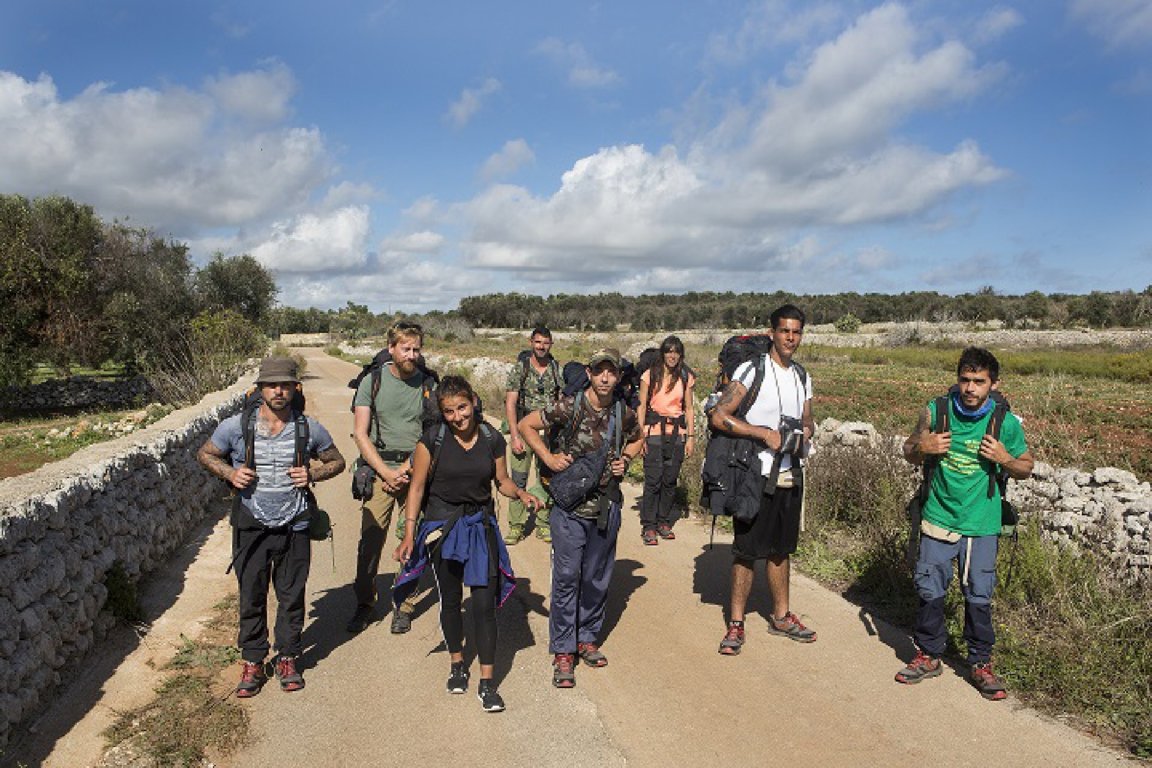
top-left (1, 1), bottom-right (1149, 312)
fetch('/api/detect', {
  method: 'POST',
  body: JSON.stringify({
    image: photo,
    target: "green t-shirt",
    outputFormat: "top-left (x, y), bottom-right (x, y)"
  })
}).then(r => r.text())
top-left (352, 364), bottom-right (427, 456)
top-left (922, 397), bottom-right (1028, 537)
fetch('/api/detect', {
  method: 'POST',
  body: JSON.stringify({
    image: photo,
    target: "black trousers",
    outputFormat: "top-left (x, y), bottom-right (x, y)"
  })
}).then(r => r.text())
top-left (640, 435), bottom-right (685, 530)
top-left (431, 531), bottom-right (498, 666)
top-left (234, 526), bottom-right (311, 663)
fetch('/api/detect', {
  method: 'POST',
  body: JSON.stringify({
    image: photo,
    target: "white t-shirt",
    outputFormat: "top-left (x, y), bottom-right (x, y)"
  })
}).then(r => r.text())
top-left (732, 355), bottom-right (813, 474)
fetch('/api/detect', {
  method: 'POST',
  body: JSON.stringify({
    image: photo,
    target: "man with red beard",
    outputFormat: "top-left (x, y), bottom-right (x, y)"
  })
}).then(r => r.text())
top-left (346, 322), bottom-right (435, 635)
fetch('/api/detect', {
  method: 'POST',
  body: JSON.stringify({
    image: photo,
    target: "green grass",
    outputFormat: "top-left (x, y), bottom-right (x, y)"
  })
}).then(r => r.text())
top-left (0, 405), bottom-right (174, 479)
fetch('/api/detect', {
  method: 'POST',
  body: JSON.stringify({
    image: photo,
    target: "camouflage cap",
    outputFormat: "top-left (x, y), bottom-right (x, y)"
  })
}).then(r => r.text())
top-left (256, 356), bottom-right (300, 384)
top-left (587, 347), bottom-right (621, 370)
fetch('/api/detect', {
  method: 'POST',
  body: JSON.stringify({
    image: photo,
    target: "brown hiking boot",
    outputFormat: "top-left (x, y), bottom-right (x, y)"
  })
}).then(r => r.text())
top-left (236, 660), bottom-right (267, 698)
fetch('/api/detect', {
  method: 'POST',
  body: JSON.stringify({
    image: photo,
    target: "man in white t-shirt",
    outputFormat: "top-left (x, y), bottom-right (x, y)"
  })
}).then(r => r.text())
top-left (709, 305), bottom-right (817, 655)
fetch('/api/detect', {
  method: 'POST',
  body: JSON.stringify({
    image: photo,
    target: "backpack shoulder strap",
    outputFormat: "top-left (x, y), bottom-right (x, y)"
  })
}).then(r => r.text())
top-left (985, 401), bottom-right (1010, 498)
top-left (241, 397), bottom-right (260, 470)
top-left (549, 358), bottom-right (562, 395)
top-left (919, 395), bottom-right (951, 503)
top-left (735, 355), bottom-right (767, 419)
top-left (561, 390), bottom-right (585, 452)
top-left (792, 361), bottom-right (808, 390)
top-left (293, 411), bottom-right (310, 468)
top-left (427, 423), bottom-right (448, 482)
top-left (369, 366), bottom-right (384, 447)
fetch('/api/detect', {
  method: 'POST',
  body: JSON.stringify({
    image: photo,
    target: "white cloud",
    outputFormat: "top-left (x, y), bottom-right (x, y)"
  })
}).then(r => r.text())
top-left (0, 68), bottom-right (334, 233)
top-left (706, 1), bottom-right (845, 65)
top-left (459, 4), bottom-right (1005, 294)
top-left (1069, 0), bottom-right (1152, 49)
top-left (205, 62), bottom-right (295, 122)
top-left (446, 78), bottom-right (502, 128)
top-left (973, 7), bottom-right (1024, 43)
top-left (249, 206), bottom-right (372, 272)
top-left (535, 38), bottom-right (622, 88)
top-left (479, 139), bottom-right (535, 182)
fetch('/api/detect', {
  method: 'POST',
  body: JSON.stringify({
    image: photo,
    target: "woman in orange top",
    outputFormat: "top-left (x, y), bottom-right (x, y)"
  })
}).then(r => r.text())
top-left (635, 336), bottom-right (696, 545)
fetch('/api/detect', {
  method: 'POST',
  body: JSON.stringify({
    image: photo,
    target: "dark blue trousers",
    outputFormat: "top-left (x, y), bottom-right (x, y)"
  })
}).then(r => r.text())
top-left (549, 501), bottom-right (621, 654)
top-left (913, 533), bottom-right (998, 664)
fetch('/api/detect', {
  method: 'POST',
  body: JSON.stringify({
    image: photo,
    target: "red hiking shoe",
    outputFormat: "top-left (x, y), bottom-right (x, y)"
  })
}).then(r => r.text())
top-left (235, 660), bottom-right (267, 698)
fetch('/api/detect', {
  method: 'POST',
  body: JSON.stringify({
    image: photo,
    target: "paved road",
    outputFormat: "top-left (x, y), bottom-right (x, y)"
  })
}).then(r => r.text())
top-left (30, 347), bottom-right (1138, 767)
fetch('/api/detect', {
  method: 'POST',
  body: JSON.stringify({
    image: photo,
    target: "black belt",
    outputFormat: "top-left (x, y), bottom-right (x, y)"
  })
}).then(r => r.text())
top-left (378, 449), bottom-right (410, 463)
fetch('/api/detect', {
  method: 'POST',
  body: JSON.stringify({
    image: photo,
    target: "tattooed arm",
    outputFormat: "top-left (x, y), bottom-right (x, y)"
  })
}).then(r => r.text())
top-left (197, 439), bottom-right (253, 490)
top-left (708, 380), bottom-right (781, 451)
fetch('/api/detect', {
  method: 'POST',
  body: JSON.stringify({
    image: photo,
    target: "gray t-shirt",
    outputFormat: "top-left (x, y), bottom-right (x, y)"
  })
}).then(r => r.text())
top-left (211, 413), bottom-right (335, 528)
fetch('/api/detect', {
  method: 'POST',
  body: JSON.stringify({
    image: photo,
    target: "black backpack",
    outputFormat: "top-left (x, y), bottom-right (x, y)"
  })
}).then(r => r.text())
top-left (514, 349), bottom-right (562, 419)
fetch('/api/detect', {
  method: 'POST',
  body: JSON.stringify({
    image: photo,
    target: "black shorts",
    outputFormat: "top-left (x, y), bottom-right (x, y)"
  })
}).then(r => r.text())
top-left (732, 486), bottom-right (801, 561)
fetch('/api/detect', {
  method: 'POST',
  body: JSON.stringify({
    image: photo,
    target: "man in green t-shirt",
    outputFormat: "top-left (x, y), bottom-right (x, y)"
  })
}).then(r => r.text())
top-left (346, 322), bottom-right (432, 635)
top-left (895, 347), bottom-right (1034, 701)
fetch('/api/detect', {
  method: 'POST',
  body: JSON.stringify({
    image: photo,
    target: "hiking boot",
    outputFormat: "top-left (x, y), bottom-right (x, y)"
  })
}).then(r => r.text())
top-left (768, 612), bottom-right (817, 643)
top-left (446, 661), bottom-right (470, 694)
top-left (970, 662), bottom-right (1007, 701)
top-left (503, 525), bottom-right (525, 545)
top-left (477, 679), bottom-right (505, 712)
top-left (718, 621), bottom-right (745, 656)
top-left (656, 523), bottom-right (676, 540)
top-left (894, 650), bottom-right (942, 685)
top-left (345, 605), bottom-right (374, 634)
top-left (642, 528), bottom-right (659, 546)
top-left (552, 653), bottom-right (576, 688)
top-left (274, 655), bottom-right (305, 692)
top-left (390, 610), bottom-right (412, 634)
top-left (536, 526), bottom-right (552, 543)
top-left (577, 642), bottom-right (608, 668)
top-left (235, 660), bottom-right (267, 698)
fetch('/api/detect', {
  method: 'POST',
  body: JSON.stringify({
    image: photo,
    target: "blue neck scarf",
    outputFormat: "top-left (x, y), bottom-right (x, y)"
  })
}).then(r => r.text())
top-left (951, 392), bottom-right (995, 420)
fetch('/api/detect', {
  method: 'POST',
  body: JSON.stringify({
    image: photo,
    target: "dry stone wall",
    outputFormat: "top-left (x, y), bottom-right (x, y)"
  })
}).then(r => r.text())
top-left (0, 377), bottom-right (248, 750)
top-left (816, 419), bottom-right (1152, 582)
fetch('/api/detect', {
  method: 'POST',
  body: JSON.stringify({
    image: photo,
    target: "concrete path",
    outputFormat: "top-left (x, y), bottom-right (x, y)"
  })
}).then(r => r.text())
top-left (27, 347), bottom-right (1138, 767)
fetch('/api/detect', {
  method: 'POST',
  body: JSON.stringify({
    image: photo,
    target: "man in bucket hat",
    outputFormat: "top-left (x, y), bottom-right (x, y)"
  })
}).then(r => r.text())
top-left (198, 357), bottom-right (345, 697)
top-left (518, 348), bottom-right (643, 689)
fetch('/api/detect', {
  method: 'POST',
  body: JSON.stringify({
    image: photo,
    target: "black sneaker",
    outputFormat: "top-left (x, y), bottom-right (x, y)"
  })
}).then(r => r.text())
top-left (446, 661), bottom-right (470, 694)
top-left (477, 679), bottom-right (505, 712)
top-left (345, 605), bottom-right (374, 634)
top-left (390, 610), bottom-right (412, 634)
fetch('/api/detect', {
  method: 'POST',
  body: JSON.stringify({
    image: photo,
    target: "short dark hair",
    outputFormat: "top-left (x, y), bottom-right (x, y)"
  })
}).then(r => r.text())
top-left (957, 346), bottom-right (1000, 381)
top-left (771, 304), bottom-right (806, 330)
top-left (530, 326), bottom-right (552, 340)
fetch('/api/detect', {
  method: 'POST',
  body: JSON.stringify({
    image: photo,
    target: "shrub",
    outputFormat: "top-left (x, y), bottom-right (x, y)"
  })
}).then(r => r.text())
top-left (834, 313), bottom-right (861, 333)
top-left (144, 309), bottom-right (266, 406)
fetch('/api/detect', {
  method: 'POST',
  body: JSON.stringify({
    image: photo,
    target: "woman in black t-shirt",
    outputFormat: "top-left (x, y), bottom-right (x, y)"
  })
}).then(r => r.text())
top-left (394, 376), bottom-right (541, 712)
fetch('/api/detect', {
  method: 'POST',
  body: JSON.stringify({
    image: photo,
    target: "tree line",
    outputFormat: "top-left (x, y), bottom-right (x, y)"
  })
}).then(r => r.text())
top-left (0, 194), bottom-right (277, 394)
